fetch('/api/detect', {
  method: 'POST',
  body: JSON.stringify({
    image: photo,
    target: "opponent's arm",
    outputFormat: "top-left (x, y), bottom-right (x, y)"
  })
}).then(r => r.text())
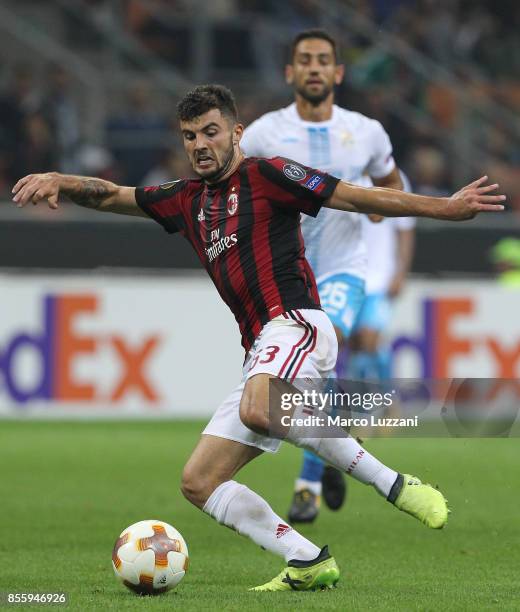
top-left (372, 166), bottom-right (403, 191)
top-left (326, 175), bottom-right (505, 221)
top-left (367, 166), bottom-right (404, 222)
top-left (388, 227), bottom-right (415, 298)
top-left (12, 172), bottom-right (147, 217)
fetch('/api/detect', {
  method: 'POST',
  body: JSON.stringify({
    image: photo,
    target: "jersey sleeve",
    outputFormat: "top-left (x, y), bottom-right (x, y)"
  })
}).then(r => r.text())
top-left (256, 157), bottom-right (340, 217)
top-left (135, 180), bottom-right (187, 234)
top-left (366, 119), bottom-right (396, 179)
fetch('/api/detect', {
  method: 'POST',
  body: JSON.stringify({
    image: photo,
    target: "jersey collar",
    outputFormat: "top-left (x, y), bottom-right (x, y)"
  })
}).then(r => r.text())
top-left (286, 102), bottom-right (338, 127)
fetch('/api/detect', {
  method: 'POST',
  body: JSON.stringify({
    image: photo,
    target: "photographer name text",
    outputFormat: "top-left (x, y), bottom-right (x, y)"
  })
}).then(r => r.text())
top-left (280, 415), bottom-right (419, 428)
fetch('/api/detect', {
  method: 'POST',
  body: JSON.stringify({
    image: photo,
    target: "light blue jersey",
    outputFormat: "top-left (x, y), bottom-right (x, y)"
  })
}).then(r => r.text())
top-left (242, 102), bottom-right (396, 285)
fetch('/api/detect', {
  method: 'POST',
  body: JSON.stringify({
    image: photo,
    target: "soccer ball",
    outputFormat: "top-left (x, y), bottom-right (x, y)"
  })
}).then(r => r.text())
top-left (112, 520), bottom-right (189, 595)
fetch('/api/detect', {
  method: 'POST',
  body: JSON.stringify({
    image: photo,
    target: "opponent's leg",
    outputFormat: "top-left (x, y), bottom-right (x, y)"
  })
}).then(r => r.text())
top-left (288, 449), bottom-right (324, 524)
top-left (349, 328), bottom-right (383, 380)
top-left (349, 295), bottom-right (392, 381)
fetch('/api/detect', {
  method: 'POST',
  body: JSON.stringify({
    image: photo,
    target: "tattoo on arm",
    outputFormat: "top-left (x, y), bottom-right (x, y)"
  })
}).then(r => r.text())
top-left (63, 178), bottom-right (114, 209)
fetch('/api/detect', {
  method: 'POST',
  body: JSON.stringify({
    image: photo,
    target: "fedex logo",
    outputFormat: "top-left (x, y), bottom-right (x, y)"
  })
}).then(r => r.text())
top-left (0, 294), bottom-right (161, 404)
top-left (392, 297), bottom-right (520, 378)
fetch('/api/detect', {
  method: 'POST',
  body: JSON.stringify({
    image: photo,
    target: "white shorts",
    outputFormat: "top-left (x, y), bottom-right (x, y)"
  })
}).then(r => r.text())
top-left (203, 309), bottom-right (338, 453)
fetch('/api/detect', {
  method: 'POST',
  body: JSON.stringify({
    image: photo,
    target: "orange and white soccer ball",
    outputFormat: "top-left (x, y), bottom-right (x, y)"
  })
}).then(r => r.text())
top-left (112, 520), bottom-right (189, 595)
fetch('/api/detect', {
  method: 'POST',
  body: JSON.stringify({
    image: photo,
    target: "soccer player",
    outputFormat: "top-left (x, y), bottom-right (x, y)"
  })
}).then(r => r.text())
top-left (12, 85), bottom-right (504, 592)
top-left (241, 29), bottom-right (404, 523)
top-left (349, 172), bottom-right (415, 381)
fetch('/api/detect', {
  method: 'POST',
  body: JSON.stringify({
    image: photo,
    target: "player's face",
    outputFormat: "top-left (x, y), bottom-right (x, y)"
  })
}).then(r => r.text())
top-left (286, 38), bottom-right (344, 105)
top-left (180, 109), bottom-right (243, 182)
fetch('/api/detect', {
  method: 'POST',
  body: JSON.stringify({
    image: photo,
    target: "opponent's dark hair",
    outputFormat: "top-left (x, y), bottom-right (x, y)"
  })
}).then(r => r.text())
top-left (290, 29), bottom-right (339, 62)
top-left (177, 84), bottom-right (238, 123)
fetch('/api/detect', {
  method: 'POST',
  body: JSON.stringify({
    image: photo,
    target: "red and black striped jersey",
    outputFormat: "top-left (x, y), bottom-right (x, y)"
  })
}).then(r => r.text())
top-left (135, 156), bottom-right (340, 351)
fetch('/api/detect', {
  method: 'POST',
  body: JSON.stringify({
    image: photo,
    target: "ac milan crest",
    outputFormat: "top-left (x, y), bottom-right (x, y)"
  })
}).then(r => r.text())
top-left (227, 187), bottom-right (239, 215)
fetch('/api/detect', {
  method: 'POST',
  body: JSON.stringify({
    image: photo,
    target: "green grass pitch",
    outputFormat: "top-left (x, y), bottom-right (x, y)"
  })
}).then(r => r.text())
top-left (1, 421), bottom-right (519, 611)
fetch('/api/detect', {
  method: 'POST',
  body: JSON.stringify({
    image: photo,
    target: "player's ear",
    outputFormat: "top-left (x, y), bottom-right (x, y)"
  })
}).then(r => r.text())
top-left (233, 122), bottom-right (244, 145)
top-left (335, 64), bottom-right (345, 85)
top-left (285, 64), bottom-right (294, 85)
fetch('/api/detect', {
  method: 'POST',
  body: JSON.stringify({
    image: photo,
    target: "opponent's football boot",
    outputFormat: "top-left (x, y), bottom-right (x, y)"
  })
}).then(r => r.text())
top-left (321, 466), bottom-right (347, 511)
top-left (287, 488), bottom-right (320, 524)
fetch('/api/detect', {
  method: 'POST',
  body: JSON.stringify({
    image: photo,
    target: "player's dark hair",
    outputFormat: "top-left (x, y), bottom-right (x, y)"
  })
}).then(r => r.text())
top-left (177, 84), bottom-right (238, 123)
top-left (290, 29), bottom-right (338, 62)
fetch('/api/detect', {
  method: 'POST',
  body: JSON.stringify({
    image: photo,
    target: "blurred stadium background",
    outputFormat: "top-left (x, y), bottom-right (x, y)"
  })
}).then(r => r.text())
top-left (1, 0), bottom-right (519, 417)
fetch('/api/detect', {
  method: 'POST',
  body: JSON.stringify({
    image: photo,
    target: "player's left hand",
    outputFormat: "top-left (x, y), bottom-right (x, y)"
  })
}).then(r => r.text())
top-left (444, 176), bottom-right (505, 220)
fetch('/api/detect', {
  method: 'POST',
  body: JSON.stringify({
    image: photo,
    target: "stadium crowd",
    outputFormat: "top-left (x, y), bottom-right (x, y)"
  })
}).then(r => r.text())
top-left (0, 0), bottom-right (518, 210)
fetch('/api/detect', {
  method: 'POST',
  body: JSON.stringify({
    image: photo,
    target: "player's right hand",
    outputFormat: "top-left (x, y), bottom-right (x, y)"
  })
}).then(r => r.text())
top-left (12, 172), bottom-right (61, 209)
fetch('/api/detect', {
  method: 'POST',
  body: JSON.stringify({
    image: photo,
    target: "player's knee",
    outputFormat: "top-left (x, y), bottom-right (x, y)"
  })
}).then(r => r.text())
top-left (239, 388), bottom-right (269, 435)
top-left (180, 466), bottom-right (199, 506)
top-left (181, 465), bottom-right (213, 509)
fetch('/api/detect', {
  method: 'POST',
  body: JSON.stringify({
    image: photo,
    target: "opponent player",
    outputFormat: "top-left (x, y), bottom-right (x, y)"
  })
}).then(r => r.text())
top-left (349, 172), bottom-right (415, 380)
top-left (12, 85), bottom-right (504, 592)
top-left (241, 29), bottom-right (403, 523)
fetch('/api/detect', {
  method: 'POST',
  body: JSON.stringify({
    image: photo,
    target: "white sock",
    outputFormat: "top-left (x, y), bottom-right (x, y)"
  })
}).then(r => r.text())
top-left (295, 478), bottom-right (322, 496)
top-left (203, 480), bottom-right (321, 562)
top-left (287, 433), bottom-right (398, 498)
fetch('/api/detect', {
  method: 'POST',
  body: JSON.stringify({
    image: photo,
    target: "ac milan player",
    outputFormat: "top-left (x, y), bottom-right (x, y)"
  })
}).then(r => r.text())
top-left (12, 85), bottom-right (505, 592)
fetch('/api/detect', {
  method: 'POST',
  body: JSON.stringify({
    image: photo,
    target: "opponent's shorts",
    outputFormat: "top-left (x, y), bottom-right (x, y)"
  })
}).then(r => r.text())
top-left (315, 272), bottom-right (365, 339)
top-left (353, 292), bottom-right (392, 333)
top-left (202, 309), bottom-right (338, 453)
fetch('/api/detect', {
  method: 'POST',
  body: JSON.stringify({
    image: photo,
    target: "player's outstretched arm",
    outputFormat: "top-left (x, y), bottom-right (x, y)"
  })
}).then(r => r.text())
top-left (12, 172), bottom-right (147, 217)
top-left (326, 176), bottom-right (505, 221)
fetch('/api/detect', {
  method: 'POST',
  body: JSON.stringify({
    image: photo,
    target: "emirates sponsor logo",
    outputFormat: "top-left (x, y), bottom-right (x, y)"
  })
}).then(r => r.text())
top-left (276, 523), bottom-right (292, 538)
top-left (205, 228), bottom-right (238, 262)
